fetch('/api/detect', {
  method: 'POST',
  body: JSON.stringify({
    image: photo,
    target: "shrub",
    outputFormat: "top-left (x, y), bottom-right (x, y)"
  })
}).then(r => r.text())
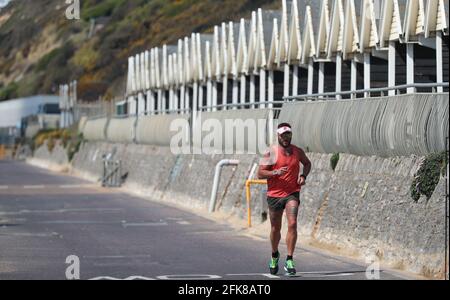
top-left (411, 152), bottom-right (448, 201)
top-left (35, 48), bottom-right (61, 72)
top-left (67, 133), bottom-right (84, 162)
top-left (0, 82), bottom-right (18, 101)
top-left (81, 0), bottom-right (127, 21)
top-left (330, 153), bottom-right (340, 171)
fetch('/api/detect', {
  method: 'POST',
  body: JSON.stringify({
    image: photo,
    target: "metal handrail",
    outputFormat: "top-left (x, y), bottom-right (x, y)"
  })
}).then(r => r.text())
top-left (284, 82), bottom-right (449, 101)
top-left (199, 102), bottom-right (286, 111)
top-left (139, 108), bottom-right (192, 115)
top-left (86, 113), bottom-right (108, 121)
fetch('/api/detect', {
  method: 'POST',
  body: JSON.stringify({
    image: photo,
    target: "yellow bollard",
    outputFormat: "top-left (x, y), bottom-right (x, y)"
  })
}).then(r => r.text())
top-left (245, 179), bottom-right (267, 228)
top-left (0, 145), bottom-right (5, 160)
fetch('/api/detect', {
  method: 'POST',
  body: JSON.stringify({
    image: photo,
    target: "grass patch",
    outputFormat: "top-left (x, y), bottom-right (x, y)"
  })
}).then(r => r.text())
top-left (411, 152), bottom-right (448, 201)
top-left (33, 129), bottom-right (70, 152)
top-left (67, 133), bottom-right (84, 162)
top-left (35, 48), bottom-right (61, 72)
top-left (32, 128), bottom-right (84, 161)
top-left (71, 43), bottom-right (100, 72)
top-left (81, 0), bottom-right (127, 21)
top-left (330, 153), bottom-right (340, 171)
top-left (0, 82), bottom-right (18, 101)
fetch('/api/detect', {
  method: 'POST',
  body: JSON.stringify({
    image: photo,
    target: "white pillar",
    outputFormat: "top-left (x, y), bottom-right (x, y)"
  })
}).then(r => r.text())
top-left (212, 81), bottom-right (218, 112)
top-left (406, 43), bottom-right (415, 94)
top-left (240, 75), bottom-right (247, 106)
top-left (232, 79), bottom-right (239, 110)
top-left (318, 62), bottom-right (325, 96)
top-left (138, 92), bottom-right (145, 115)
top-left (436, 31), bottom-right (443, 93)
top-left (61, 111), bottom-right (65, 128)
top-left (222, 76), bottom-right (228, 110)
top-left (388, 41), bottom-right (396, 96)
top-left (351, 59), bottom-right (357, 99)
top-left (283, 64), bottom-right (290, 97)
top-left (259, 69), bottom-right (266, 109)
top-left (193, 81), bottom-right (198, 124)
top-left (169, 88), bottom-right (174, 111)
top-left (335, 54), bottom-right (342, 99)
top-left (307, 59), bottom-right (314, 95)
top-left (174, 87), bottom-right (179, 112)
top-left (148, 91), bottom-right (155, 115)
top-left (292, 65), bottom-right (299, 97)
top-left (130, 96), bottom-right (137, 116)
top-left (127, 96), bottom-right (132, 116)
top-left (268, 70), bottom-right (274, 109)
top-left (250, 74), bottom-right (256, 109)
top-left (145, 91), bottom-right (150, 115)
top-left (364, 53), bottom-right (371, 98)
top-left (185, 86), bottom-right (190, 112)
top-left (207, 80), bottom-right (212, 112)
top-left (180, 85), bottom-right (186, 114)
top-left (198, 84), bottom-right (204, 112)
top-left (157, 90), bottom-right (163, 113)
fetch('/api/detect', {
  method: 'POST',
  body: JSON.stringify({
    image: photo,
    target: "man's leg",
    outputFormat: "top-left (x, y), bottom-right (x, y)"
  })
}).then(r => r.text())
top-left (269, 208), bottom-right (283, 254)
top-left (285, 199), bottom-right (299, 257)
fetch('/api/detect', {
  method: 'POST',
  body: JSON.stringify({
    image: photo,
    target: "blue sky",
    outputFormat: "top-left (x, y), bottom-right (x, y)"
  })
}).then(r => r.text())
top-left (0, 0), bottom-right (10, 8)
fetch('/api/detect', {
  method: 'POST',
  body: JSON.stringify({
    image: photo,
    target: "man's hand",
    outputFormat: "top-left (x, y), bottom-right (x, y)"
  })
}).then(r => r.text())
top-left (273, 167), bottom-right (288, 177)
top-left (298, 175), bottom-right (306, 186)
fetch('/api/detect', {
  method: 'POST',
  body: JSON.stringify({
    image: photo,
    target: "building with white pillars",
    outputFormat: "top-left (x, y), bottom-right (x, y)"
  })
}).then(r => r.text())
top-left (120, 0), bottom-right (449, 116)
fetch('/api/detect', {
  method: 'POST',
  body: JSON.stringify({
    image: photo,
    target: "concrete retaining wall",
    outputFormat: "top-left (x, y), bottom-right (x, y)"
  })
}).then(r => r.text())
top-left (70, 141), bottom-right (447, 278)
top-left (83, 117), bottom-right (108, 141)
top-left (136, 114), bottom-right (190, 146)
top-left (28, 141), bottom-right (70, 172)
top-left (81, 94), bottom-right (448, 158)
top-left (194, 109), bottom-right (272, 154)
top-left (106, 117), bottom-right (137, 144)
top-left (279, 93), bottom-right (449, 157)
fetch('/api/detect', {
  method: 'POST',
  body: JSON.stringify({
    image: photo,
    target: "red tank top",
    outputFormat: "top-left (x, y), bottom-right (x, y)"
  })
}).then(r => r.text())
top-left (267, 145), bottom-right (302, 198)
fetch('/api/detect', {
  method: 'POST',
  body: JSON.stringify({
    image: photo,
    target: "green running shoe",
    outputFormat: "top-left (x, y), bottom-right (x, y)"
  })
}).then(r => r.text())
top-left (284, 259), bottom-right (296, 276)
top-left (269, 254), bottom-right (280, 275)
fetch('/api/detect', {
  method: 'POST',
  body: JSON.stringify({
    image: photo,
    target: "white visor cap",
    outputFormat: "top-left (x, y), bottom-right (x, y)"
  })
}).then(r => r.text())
top-left (277, 126), bottom-right (292, 135)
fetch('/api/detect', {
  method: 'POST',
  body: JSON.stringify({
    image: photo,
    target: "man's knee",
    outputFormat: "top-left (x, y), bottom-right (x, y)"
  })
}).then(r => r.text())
top-left (287, 221), bottom-right (297, 232)
top-left (271, 223), bottom-right (282, 233)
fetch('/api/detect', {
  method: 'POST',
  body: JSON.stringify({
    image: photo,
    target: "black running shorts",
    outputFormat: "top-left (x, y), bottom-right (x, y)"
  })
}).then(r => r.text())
top-left (267, 192), bottom-right (300, 211)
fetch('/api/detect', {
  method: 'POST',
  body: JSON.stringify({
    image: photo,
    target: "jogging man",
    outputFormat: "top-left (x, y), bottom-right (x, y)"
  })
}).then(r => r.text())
top-left (257, 123), bottom-right (312, 276)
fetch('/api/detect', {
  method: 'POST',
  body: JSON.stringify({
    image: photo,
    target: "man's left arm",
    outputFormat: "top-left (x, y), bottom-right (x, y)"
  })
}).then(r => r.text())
top-left (298, 148), bottom-right (312, 186)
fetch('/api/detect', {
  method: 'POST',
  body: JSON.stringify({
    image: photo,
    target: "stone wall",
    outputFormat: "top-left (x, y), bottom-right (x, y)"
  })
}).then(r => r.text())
top-left (69, 141), bottom-right (447, 278)
top-left (27, 141), bottom-right (70, 172)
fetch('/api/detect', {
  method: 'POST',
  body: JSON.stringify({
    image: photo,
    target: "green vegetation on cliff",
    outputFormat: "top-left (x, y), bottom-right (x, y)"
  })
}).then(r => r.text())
top-left (0, 0), bottom-right (279, 102)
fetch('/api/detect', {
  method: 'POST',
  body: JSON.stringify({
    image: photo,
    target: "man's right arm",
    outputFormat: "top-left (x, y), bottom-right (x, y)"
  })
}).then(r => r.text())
top-left (257, 150), bottom-right (287, 179)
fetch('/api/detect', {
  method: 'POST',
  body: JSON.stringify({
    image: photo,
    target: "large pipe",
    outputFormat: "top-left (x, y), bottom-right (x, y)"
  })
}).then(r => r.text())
top-left (209, 159), bottom-right (240, 213)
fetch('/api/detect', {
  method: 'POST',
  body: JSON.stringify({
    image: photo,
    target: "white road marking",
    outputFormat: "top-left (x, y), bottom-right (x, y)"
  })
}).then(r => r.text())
top-left (122, 222), bottom-right (168, 228)
top-left (84, 255), bottom-right (153, 259)
top-left (0, 232), bottom-right (59, 238)
top-left (0, 185), bottom-right (96, 190)
top-left (176, 221), bottom-right (191, 225)
top-left (58, 185), bottom-right (95, 189)
top-left (124, 276), bottom-right (156, 280)
top-left (89, 276), bottom-right (156, 280)
top-left (157, 274), bottom-right (222, 280)
top-left (87, 271), bottom-right (370, 281)
top-left (89, 276), bottom-right (122, 281)
top-left (0, 208), bottom-right (122, 216)
top-left (23, 185), bottom-right (45, 189)
top-left (226, 273), bottom-right (280, 279)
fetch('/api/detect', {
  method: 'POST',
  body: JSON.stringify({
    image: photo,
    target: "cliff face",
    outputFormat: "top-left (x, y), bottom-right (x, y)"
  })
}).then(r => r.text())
top-left (0, 0), bottom-right (280, 102)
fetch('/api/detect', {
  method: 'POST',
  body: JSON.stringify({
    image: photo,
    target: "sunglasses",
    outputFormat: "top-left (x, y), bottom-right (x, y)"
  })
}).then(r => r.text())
top-left (279, 132), bottom-right (292, 138)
